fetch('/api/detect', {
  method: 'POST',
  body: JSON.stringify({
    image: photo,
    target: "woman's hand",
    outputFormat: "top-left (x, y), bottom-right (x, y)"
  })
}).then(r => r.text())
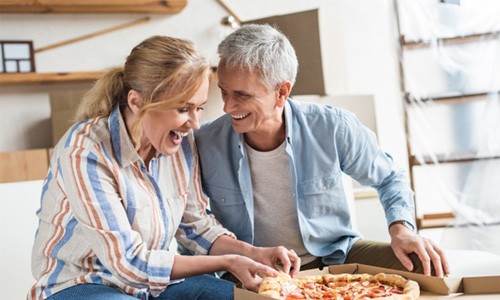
top-left (225, 255), bottom-right (279, 292)
top-left (208, 236), bottom-right (300, 280)
top-left (252, 246), bottom-right (301, 278)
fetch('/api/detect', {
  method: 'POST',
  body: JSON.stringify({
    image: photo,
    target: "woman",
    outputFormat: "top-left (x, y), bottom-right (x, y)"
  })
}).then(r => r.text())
top-left (29, 36), bottom-right (300, 300)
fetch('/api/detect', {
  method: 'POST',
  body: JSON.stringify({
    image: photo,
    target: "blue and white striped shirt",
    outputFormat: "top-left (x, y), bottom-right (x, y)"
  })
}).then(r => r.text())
top-left (29, 105), bottom-right (231, 299)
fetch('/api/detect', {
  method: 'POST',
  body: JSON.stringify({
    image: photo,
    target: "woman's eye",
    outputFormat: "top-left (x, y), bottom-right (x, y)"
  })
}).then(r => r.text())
top-left (197, 106), bottom-right (205, 112)
top-left (178, 107), bottom-right (188, 113)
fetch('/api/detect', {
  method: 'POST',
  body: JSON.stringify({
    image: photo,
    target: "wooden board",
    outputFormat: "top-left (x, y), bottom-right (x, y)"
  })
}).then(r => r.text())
top-left (0, 149), bottom-right (49, 183)
top-left (0, 0), bottom-right (186, 13)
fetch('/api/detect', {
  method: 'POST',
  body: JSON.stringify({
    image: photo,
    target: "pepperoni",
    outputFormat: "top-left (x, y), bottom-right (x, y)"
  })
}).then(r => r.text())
top-left (328, 281), bottom-right (348, 287)
top-left (285, 291), bottom-right (306, 299)
top-left (304, 282), bottom-right (316, 289)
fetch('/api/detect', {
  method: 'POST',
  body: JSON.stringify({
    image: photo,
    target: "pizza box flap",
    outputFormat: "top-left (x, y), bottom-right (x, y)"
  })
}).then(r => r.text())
top-left (327, 264), bottom-right (462, 295)
top-left (462, 275), bottom-right (500, 294)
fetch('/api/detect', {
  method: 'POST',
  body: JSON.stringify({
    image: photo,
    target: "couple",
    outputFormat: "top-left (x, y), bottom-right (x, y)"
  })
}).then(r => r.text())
top-left (29, 24), bottom-right (448, 300)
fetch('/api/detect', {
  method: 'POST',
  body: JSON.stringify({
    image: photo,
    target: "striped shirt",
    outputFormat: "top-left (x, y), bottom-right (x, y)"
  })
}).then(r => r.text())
top-left (29, 105), bottom-right (231, 299)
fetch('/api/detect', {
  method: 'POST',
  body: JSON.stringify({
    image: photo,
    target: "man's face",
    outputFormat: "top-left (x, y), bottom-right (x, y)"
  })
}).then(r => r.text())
top-left (217, 64), bottom-right (281, 135)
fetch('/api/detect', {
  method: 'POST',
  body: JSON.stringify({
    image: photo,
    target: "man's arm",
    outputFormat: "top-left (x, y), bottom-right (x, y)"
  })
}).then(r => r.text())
top-left (337, 110), bottom-right (449, 277)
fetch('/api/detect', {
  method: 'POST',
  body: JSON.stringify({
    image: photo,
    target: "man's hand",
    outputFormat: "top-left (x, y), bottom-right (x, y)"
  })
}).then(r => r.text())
top-left (389, 223), bottom-right (450, 277)
top-left (252, 246), bottom-right (301, 278)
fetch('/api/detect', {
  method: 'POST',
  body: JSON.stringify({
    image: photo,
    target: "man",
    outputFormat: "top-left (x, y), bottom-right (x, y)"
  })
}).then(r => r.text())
top-left (195, 24), bottom-right (449, 277)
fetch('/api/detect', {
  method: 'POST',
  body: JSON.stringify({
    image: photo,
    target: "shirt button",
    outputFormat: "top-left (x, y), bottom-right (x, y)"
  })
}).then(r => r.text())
top-left (322, 184), bottom-right (328, 190)
top-left (221, 197), bottom-right (226, 203)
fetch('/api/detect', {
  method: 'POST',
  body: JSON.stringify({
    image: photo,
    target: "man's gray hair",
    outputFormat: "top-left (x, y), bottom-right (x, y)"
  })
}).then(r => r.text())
top-left (217, 24), bottom-right (298, 90)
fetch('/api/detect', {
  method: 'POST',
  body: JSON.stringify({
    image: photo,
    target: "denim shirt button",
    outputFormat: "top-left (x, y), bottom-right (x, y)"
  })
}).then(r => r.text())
top-left (322, 184), bottom-right (328, 190)
top-left (220, 197), bottom-right (226, 203)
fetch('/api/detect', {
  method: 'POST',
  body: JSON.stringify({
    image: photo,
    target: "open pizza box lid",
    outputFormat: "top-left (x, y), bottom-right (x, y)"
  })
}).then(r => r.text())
top-left (234, 263), bottom-right (500, 299)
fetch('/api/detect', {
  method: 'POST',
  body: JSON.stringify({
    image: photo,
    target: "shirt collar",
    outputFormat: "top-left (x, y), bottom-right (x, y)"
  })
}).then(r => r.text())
top-left (284, 99), bottom-right (294, 145)
top-left (108, 105), bottom-right (141, 167)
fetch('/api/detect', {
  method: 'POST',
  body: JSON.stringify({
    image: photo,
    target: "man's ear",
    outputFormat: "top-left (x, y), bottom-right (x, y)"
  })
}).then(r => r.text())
top-left (127, 89), bottom-right (143, 114)
top-left (276, 81), bottom-right (292, 107)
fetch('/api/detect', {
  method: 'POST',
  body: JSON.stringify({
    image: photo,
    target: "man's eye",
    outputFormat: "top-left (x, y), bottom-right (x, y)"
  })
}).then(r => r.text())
top-left (235, 93), bottom-right (250, 100)
top-left (197, 106), bottom-right (205, 111)
top-left (178, 107), bottom-right (188, 113)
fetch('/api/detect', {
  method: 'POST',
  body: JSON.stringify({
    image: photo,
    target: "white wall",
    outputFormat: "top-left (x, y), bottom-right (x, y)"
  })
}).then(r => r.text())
top-left (0, 0), bottom-right (408, 170)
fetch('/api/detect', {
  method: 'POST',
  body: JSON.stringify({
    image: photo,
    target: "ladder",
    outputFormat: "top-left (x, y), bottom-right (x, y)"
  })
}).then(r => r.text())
top-left (393, 0), bottom-right (500, 231)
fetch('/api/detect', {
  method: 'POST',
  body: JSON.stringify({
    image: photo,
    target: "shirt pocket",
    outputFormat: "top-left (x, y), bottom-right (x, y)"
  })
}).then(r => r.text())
top-left (299, 173), bottom-right (343, 219)
top-left (205, 185), bottom-right (249, 227)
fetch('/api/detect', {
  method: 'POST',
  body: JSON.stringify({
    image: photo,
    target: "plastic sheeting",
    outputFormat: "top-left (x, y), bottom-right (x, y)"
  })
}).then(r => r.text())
top-left (396, 0), bottom-right (500, 255)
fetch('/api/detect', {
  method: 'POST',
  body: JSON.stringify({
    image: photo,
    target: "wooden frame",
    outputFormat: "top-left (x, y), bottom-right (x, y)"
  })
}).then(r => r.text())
top-left (0, 40), bottom-right (35, 73)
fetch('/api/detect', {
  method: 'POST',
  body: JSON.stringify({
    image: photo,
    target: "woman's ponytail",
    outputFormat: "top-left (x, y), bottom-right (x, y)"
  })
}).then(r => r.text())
top-left (74, 67), bottom-right (127, 121)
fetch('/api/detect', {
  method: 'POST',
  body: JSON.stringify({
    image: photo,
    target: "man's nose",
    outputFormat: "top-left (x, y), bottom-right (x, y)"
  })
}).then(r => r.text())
top-left (223, 96), bottom-right (235, 113)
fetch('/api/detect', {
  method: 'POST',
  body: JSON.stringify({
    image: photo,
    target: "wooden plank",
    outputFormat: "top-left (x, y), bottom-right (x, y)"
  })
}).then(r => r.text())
top-left (0, 0), bottom-right (186, 13)
top-left (0, 149), bottom-right (49, 183)
top-left (402, 31), bottom-right (500, 50)
top-left (417, 213), bottom-right (455, 229)
top-left (410, 153), bottom-right (500, 166)
top-left (405, 91), bottom-right (498, 104)
top-left (0, 71), bottom-right (103, 85)
top-left (422, 212), bottom-right (455, 220)
top-left (35, 17), bottom-right (150, 53)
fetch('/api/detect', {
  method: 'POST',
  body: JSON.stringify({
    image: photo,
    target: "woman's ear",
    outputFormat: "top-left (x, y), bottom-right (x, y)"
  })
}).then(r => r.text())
top-left (276, 81), bottom-right (292, 107)
top-left (127, 90), bottom-right (143, 114)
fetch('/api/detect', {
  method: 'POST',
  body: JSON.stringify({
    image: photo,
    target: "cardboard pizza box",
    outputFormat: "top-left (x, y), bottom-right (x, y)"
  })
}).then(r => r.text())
top-left (234, 263), bottom-right (500, 299)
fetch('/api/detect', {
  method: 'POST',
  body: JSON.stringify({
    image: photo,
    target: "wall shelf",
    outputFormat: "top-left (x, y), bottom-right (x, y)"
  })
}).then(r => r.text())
top-left (0, 0), bottom-right (187, 14)
top-left (0, 71), bottom-right (103, 85)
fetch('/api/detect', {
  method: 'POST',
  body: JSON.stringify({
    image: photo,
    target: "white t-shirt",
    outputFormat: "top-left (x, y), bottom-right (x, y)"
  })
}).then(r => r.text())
top-left (246, 141), bottom-right (316, 266)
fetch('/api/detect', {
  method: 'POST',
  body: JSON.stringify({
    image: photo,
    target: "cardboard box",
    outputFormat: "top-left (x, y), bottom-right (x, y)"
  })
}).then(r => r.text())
top-left (49, 89), bottom-right (87, 146)
top-left (235, 264), bottom-right (500, 299)
top-left (0, 148), bottom-right (49, 183)
top-left (245, 9), bottom-right (337, 96)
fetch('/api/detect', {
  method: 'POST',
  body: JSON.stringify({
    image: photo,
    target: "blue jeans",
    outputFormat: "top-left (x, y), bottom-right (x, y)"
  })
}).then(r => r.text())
top-left (46, 275), bottom-right (234, 300)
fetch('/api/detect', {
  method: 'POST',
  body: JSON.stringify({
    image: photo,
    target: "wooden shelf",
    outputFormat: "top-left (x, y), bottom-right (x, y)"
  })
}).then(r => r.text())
top-left (0, 0), bottom-right (187, 14)
top-left (0, 71), bottom-right (103, 85)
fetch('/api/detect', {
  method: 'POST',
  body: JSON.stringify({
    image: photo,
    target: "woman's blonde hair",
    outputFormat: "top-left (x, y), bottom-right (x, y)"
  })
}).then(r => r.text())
top-left (75, 35), bottom-right (210, 147)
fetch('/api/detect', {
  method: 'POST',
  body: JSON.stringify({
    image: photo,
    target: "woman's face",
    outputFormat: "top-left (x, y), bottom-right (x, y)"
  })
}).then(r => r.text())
top-left (140, 77), bottom-right (209, 157)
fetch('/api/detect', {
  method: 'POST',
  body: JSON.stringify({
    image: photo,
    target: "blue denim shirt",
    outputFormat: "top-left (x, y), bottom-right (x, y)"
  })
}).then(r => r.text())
top-left (194, 99), bottom-right (415, 265)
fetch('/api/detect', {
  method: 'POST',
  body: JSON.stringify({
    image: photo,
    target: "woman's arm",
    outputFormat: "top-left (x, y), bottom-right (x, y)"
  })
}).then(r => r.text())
top-left (171, 254), bottom-right (278, 292)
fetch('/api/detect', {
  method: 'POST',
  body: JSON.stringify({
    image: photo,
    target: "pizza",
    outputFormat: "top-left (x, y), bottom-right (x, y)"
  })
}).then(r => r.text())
top-left (258, 272), bottom-right (420, 300)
